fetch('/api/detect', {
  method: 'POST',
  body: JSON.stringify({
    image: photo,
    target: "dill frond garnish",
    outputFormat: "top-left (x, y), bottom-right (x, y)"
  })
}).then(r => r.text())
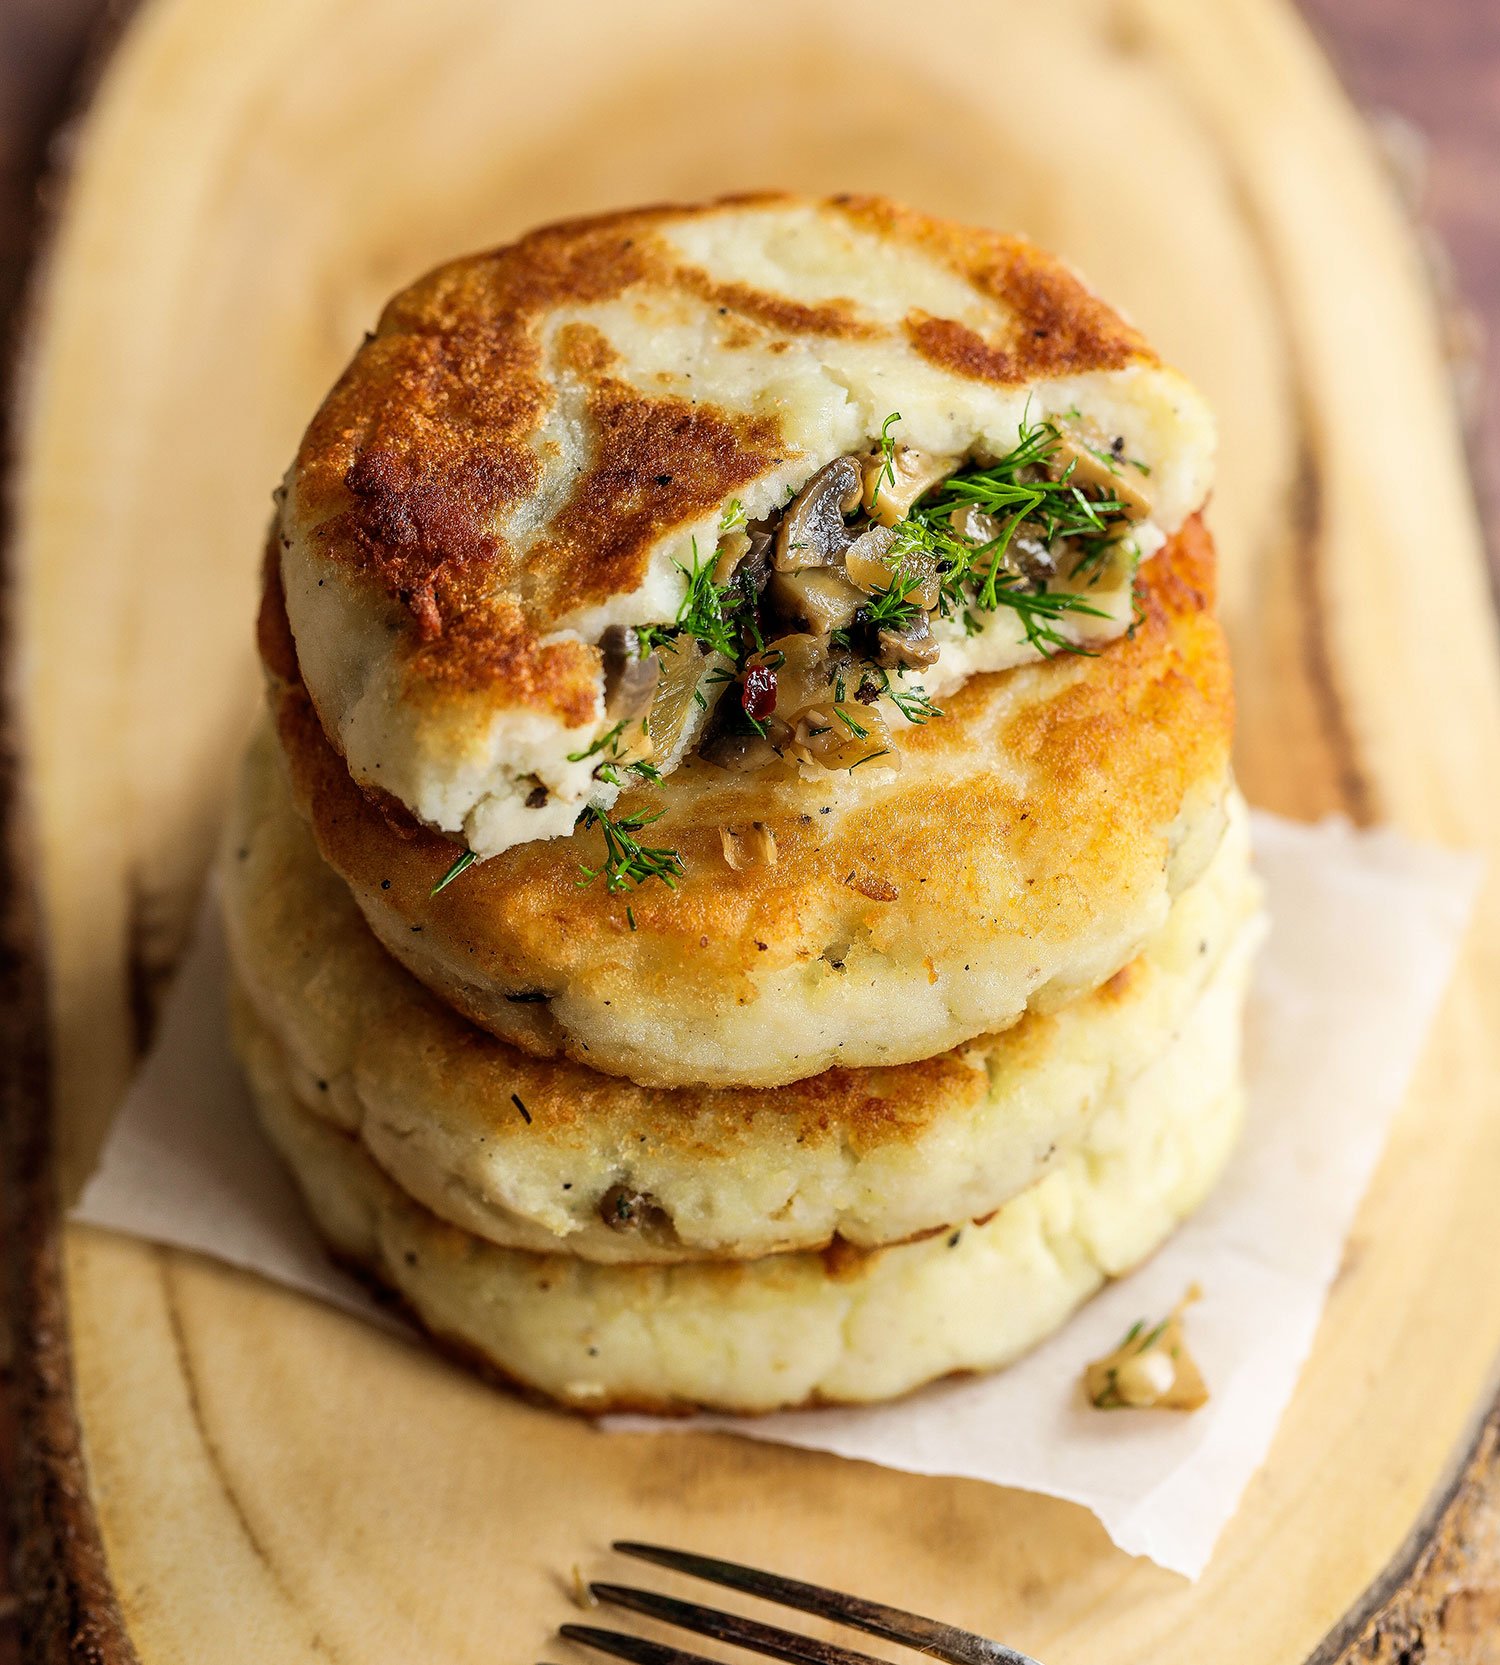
top-left (576, 804), bottom-right (684, 894)
top-left (719, 497), bottom-right (747, 532)
top-left (889, 408), bottom-right (1128, 657)
top-left (430, 849), bottom-right (477, 896)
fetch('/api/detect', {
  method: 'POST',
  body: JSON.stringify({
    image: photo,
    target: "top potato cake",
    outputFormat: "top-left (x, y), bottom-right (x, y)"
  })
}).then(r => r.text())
top-left (277, 194), bottom-right (1214, 865)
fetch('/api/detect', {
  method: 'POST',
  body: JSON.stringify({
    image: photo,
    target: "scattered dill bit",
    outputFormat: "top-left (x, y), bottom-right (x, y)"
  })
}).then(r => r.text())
top-left (834, 706), bottom-right (869, 739)
top-left (567, 721), bottom-right (627, 764)
top-left (848, 748), bottom-right (891, 770)
top-left (576, 804), bottom-right (685, 894)
top-left (888, 681), bottom-right (942, 724)
top-left (719, 497), bottom-right (747, 532)
top-left (511, 1092), bottom-right (532, 1125)
top-left (626, 906), bottom-right (637, 931)
top-left (870, 410), bottom-right (901, 512)
top-left (430, 849), bottom-right (477, 896)
top-left (597, 757), bottom-right (663, 790)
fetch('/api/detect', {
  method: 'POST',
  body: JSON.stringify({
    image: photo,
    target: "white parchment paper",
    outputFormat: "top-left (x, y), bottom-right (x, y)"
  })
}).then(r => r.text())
top-left (76, 811), bottom-right (1481, 1578)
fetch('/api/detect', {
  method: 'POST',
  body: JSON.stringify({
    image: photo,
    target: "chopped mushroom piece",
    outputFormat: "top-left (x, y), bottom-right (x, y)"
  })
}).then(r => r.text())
top-left (877, 615), bottom-right (940, 669)
top-left (1084, 1285), bottom-right (1207, 1411)
top-left (719, 822), bottom-right (779, 871)
top-left (713, 523), bottom-right (773, 587)
top-left (698, 728), bottom-right (785, 772)
top-left (775, 456), bottom-right (862, 570)
top-left (769, 567), bottom-right (866, 635)
top-left (600, 624), bottom-right (661, 722)
top-left (861, 444), bottom-right (958, 526)
top-left (787, 701), bottom-right (895, 772)
top-left (1049, 427), bottom-right (1153, 520)
top-left (643, 639), bottom-right (730, 771)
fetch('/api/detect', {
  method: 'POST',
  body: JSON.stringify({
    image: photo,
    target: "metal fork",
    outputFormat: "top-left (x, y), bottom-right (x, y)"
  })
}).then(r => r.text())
top-left (545, 1541), bottom-right (1043, 1665)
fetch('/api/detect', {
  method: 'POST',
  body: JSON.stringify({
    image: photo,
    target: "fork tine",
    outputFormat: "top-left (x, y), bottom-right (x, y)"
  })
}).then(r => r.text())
top-left (611, 1543), bottom-right (1041, 1665)
top-left (560, 1623), bottom-right (721, 1665)
top-left (591, 1581), bottom-right (885, 1665)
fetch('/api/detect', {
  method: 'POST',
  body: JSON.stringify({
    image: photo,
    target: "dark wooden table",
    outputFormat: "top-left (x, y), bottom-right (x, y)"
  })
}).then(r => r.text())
top-left (0, 3), bottom-right (1496, 1660)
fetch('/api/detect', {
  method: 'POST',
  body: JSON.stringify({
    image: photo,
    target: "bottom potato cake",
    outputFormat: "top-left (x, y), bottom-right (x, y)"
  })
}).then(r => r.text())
top-left (235, 918), bottom-right (1252, 1414)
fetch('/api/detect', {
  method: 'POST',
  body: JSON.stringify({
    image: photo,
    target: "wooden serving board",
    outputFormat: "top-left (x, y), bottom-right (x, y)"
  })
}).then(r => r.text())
top-left (7, 0), bottom-right (1500, 1659)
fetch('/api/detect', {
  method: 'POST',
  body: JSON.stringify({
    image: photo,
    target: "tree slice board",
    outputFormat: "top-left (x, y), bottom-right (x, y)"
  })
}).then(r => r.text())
top-left (8, 0), bottom-right (1500, 1659)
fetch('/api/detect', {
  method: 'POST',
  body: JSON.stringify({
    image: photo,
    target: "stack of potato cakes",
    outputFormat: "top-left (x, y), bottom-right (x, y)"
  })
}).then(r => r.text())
top-left (224, 196), bottom-right (1259, 1413)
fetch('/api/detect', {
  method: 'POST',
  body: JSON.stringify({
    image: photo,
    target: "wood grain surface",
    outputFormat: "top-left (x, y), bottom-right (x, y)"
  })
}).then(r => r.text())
top-left (2, 2), bottom-right (1498, 1661)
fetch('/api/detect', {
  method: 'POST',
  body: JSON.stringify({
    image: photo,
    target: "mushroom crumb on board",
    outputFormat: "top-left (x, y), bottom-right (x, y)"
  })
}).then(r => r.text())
top-left (1084, 1285), bottom-right (1208, 1411)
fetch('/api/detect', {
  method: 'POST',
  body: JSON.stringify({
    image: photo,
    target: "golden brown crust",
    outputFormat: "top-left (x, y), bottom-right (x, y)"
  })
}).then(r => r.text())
top-left (284, 193), bottom-right (1158, 715)
top-left (266, 516), bottom-right (1231, 1081)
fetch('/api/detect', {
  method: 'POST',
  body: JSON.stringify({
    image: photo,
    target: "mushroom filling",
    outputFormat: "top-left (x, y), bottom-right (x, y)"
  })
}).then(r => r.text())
top-left (593, 408), bottom-right (1153, 784)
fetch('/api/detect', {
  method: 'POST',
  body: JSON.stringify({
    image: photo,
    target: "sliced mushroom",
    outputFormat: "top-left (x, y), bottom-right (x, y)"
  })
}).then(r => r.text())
top-left (843, 525), bottom-right (900, 592)
top-left (768, 566), bottom-right (866, 635)
top-left (949, 503), bottom-right (1005, 548)
top-left (699, 729), bottom-right (783, 772)
top-left (713, 522), bottom-right (773, 588)
top-left (876, 614), bottom-right (941, 670)
top-left (1049, 427), bottom-right (1152, 520)
top-left (861, 445), bottom-right (958, 526)
top-left (760, 632), bottom-right (837, 719)
top-left (951, 507), bottom-right (1054, 586)
top-left (600, 624), bottom-right (661, 722)
top-left (775, 456), bottom-right (862, 570)
top-left (643, 639), bottom-right (730, 772)
top-left (1009, 532), bottom-right (1057, 584)
top-left (786, 701), bottom-right (896, 772)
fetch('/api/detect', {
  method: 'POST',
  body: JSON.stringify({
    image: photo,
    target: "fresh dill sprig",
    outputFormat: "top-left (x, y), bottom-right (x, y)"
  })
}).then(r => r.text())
top-left (987, 581), bottom-right (1113, 656)
top-left (889, 410), bottom-right (1130, 657)
top-left (430, 848), bottom-right (477, 896)
top-left (671, 536), bottom-right (762, 664)
top-left (576, 804), bottom-right (684, 894)
top-left (860, 565), bottom-right (927, 631)
top-left (870, 410), bottom-right (901, 513)
top-left (888, 681), bottom-right (942, 724)
top-left (595, 757), bottom-right (663, 789)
